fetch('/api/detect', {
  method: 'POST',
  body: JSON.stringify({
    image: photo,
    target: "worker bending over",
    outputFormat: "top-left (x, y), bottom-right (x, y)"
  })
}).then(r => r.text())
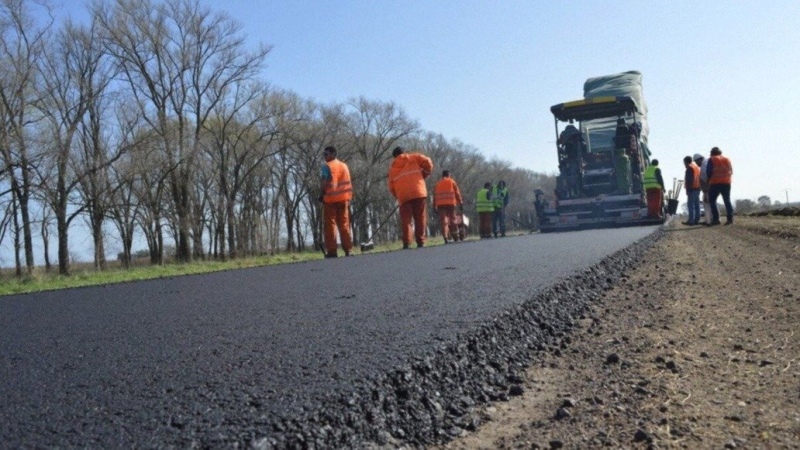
top-left (388, 147), bottom-right (434, 248)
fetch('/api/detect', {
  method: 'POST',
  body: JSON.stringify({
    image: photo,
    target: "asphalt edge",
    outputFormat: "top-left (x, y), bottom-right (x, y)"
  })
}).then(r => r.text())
top-left (252, 227), bottom-right (666, 449)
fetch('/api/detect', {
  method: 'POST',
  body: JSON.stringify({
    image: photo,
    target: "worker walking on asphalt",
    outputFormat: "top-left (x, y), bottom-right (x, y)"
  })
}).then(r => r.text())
top-left (682, 155), bottom-right (702, 225)
top-left (643, 159), bottom-right (665, 219)
top-left (491, 180), bottom-right (509, 237)
top-left (694, 153), bottom-right (712, 225)
top-left (319, 146), bottom-right (353, 258)
top-left (706, 146), bottom-right (734, 225)
top-left (476, 182), bottom-right (495, 239)
top-left (434, 170), bottom-right (463, 244)
top-left (388, 146), bottom-right (434, 248)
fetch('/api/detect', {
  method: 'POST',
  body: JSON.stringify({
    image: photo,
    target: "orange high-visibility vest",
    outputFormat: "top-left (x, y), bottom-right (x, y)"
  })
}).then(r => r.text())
top-left (323, 159), bottom-right (353, 203)
top-left (388, 153), bottom-right (434, 204)
top-left (434, 177), bottom-right (462, 208)
top-left (688, 162), bottom-right (701, 190)
top-left (708, 155), bottom-right (732, 185)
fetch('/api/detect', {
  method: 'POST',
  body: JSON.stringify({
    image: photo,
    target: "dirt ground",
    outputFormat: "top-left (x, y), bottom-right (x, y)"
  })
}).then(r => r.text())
top-left (439, 214), bottom-right (800, 449)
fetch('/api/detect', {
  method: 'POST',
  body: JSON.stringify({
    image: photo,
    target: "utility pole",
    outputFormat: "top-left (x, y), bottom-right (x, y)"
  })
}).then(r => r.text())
top-left (786, 189), bottom-right (790, 205)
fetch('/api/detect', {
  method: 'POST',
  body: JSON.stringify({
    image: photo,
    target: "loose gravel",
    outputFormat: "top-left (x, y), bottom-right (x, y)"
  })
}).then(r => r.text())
top-left (253, 229), bottom-right (664, 449)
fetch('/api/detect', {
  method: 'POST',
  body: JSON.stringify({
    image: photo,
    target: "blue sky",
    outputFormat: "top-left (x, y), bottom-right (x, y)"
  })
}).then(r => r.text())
top-left (221, 0), bottom-right (798, 204)
top-left (5, 0), bottom-right (799, 264)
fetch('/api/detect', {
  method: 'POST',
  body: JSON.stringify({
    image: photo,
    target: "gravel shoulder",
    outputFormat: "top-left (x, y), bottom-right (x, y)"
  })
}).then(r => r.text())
top-left (438, 215), bottom-right (800, 449)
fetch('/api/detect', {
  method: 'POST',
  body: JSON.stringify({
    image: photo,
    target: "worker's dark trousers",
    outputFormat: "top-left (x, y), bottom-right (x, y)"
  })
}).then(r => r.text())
top-left (399, 197), bottom-right (427, 246)
top-left (323, 200), bottom-right (353, 255)
top-left (708, 183), bottom-right (733, 223)
top-left (686, 189), bottom-right (701, 224)
top-left (492, 209), bottom-right (506, 237)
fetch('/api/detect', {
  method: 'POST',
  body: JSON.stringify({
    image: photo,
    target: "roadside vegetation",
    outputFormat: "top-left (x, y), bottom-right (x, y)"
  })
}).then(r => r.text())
top-left (0, 0), bottom-right (553, 283)
top-left (0, 239), bottom-right (415, 296)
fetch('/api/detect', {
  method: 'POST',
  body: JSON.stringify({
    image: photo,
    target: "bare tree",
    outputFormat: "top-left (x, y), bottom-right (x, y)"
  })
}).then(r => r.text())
top-left (202, 81), bottom-right (276, 259)
top-left (0, 0), bottom-right (52, 273)
top-left (37, 18), bottom-right (119, 275)
top-left (266, 91), bottom-right (317, 252)
top-left (106, 155), bottom-right (139, 268)
top-left (94, 0), bottom-right (270, 263)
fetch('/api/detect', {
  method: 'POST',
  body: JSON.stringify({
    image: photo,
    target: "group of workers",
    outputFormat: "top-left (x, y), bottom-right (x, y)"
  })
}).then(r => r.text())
top-left (641, 147), bottom-right (734, 226)
top-left (475, 181), bottom-right (509, 239)
top-left (683, 147), bottom-right (734, 226)
top-left (319, 145), bottom-right (510, 258)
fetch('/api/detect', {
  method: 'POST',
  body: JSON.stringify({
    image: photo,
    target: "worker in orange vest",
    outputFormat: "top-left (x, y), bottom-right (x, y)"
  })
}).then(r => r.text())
top-left (319, 146), bottom-right (353, 258)
top-left (705, 146), bottom-right (734, 225)
top-left (387, 147), bottom-right (434, 248)
top-left (433, 170), bottom-right (463, 244)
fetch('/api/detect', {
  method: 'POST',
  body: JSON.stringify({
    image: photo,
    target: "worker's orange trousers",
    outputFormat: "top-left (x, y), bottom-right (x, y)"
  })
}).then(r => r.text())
top-left (437, 205), bottom-right (458, 240)
top-left (646, 188), bottom-right (663, 218)
top-left (399, 197), bottom-right (427, 246)
top-left (323, 200), bottom-right (353, 255)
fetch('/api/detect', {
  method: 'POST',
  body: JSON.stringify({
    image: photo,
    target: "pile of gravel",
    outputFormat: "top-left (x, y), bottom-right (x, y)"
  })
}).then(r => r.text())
top-left (250, 230), bottom-right (663, 449)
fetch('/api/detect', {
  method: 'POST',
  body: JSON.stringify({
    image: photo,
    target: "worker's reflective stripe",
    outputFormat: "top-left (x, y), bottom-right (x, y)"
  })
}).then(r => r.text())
top-left (435, 178), bottom-right (460, 207)
top-left (325, 180), bottom-right (352, 197)
top-left (392, 169), bottom-right (421, 183)
top-left (642, 165), bottom-right (660, 190)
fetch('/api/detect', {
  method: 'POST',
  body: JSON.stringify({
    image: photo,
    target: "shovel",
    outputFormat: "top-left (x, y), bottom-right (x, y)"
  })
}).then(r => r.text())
top-left (360, 204), bottom-right (400, 252)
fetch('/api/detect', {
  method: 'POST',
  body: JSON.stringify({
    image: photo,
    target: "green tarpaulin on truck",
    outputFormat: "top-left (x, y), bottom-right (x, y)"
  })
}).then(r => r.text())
top-left (582, 70), bottom-right (650, 160)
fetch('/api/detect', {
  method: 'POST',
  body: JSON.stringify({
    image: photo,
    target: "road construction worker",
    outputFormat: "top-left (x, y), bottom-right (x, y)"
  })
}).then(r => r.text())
top-left (434, 170), bottom-right (463, 244)
top-left (694, 153), bottom-right (712, 224)
top-left (319, 146), bottom-right (353, 258)
top-left (491, 180), bottom-right (509, 237)
top-left (682, 155), bottom-right (702, 225)
top-left (705, 146), bottom-right (734, 225)
top-left (476, 182), bottom-right (494, 238)
top-left (642, 159), bottom-right (665, 219)
top-left (388, 146), bottom-right (434, 248)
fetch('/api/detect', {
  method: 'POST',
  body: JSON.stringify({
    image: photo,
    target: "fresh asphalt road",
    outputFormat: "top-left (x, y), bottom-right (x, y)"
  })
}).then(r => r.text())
top-left (0, 226), bottom-right (658, 446)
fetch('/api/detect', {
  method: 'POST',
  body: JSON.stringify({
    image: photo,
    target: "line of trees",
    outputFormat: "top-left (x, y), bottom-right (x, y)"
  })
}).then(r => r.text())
top-left (0, 0), bottom-right (555, 277)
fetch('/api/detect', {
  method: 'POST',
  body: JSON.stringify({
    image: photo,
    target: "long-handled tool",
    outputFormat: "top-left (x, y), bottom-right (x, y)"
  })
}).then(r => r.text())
top-left (360, 204), bottom-right (400, 252)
